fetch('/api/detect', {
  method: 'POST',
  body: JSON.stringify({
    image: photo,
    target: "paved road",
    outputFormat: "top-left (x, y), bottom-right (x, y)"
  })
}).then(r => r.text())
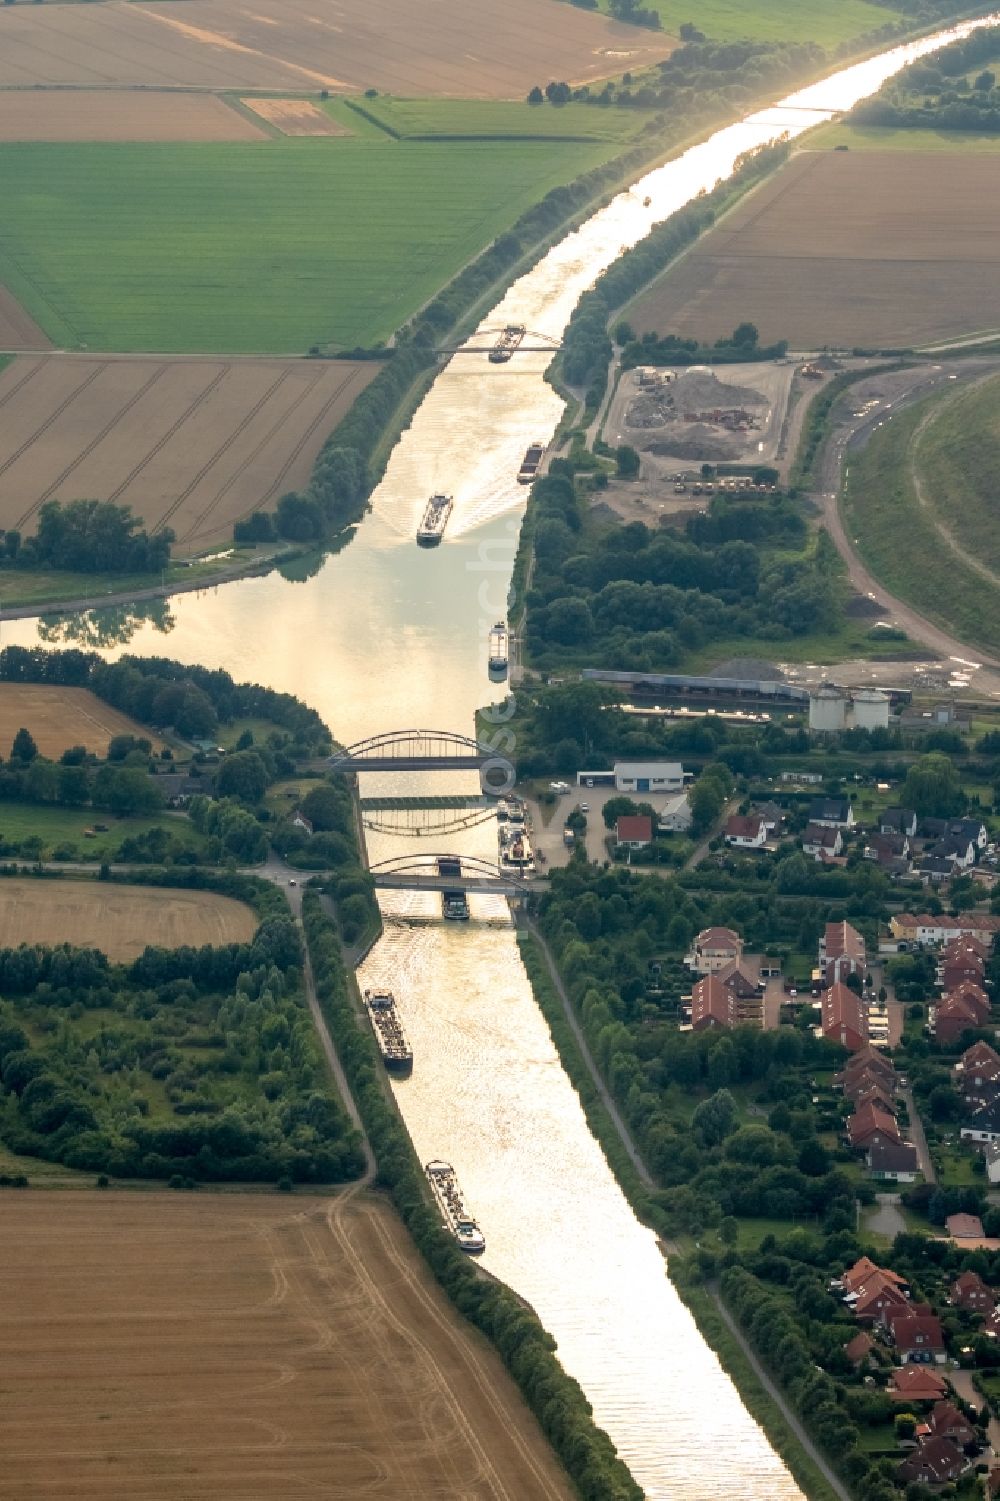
top-left (812, 356), bottom-right (1000, 688)
top-left (711, 1292), bottom-right (853, 1501)
top-left (901, 1085), bottom-right (937, 1184)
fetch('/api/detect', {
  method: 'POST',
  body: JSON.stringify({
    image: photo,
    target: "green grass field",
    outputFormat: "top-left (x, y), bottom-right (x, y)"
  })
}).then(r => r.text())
top-left (909, 373), bottom-right (1000, 574)
top-left (587, 0), bottom-right (898, 45)
top-left (808, 122), bottom-right (1000, 152)
top-left (344, 96), bottom-right (646, 142)
top-left (0, 135), bottom-right (623, 353)
top-left (843, 396), bottom-right (1000, 657)
top-left (0, 803), bottom-right (205, 860)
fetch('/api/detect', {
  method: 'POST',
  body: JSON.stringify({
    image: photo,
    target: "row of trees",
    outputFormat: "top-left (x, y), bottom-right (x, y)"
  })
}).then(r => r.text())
top-left (9, 500), bottom-right (172, 575)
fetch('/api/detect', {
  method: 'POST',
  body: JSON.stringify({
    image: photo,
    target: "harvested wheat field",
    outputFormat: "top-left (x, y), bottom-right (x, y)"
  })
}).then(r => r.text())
top-left (628, 150), bottom-right (1000, 349)
top-left (0, 878), bottom-right (257, 958)
top-left (0, 683), bottom-right (164, 759)
top-left (0, 287), bottom-right (52, 352)
top-left (0, 90), bottom-right (265, 142)
top-left (0, 0), bottom-right (669, 95)
top-left (0, 355), bottom-right (377, 553)
top-left (1, 1191), bottom-right (574, 1501)
top-left (242, 97), bottom-right (347, 135)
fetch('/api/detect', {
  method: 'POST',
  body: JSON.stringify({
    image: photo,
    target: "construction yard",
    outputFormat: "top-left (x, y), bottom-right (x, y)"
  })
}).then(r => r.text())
top-left (0, 0), bottom-right (669, 95)
top-left (0, 878), bottom-right (257, 959)
top-left (627, 148), bottom-right (1000, 351)
top-left (0, 1190), bottom-right (575, 1501)
top-left (0, 355), bottom-right (378, 551)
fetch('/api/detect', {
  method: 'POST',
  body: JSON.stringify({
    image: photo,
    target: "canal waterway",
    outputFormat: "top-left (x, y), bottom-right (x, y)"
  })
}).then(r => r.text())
top-left (10, 16), bottom-right (997, 1494)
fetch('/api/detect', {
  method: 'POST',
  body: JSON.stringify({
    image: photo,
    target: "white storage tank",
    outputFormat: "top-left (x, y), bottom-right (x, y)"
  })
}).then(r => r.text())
top-left (850, 688), bottom-right (890, 731)
top-left (808, 684), bottom-right (848, 733)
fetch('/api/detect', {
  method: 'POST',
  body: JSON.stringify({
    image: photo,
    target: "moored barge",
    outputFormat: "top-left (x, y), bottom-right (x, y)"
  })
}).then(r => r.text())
top-left (517, 442), bottom-right (545, 484)
top-left (488, 620), bottom-right (509, 678)
top-left (425, 1160), bottom-right (485, 1252)
top-left (363, 988), bottom-right (413, 1074)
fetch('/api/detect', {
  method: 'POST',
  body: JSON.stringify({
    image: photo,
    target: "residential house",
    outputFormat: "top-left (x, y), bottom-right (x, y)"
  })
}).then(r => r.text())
top-left (946, 1212), bottom-right (985, 1240)
top-left (896, 1436), bottom-right (966, 1486)
top-left (926, 1400), bottom-right (977, 1447)
top-left (686, 927), bottom-right (743, 974)
top-left (982, 1305), bottom-right (1000, 1338)
top-left (820, 921), bottom-right (868, 988)
top-left (934, 985), bottom-right (991, 1047)
top-left (939, 939), bottom-right (988, 990)
top-left (837, 1049), bottom-right (896, 1090)
top-left (689, 975), bottom-right (738, 1032)
top-left (843, 1330), bottom-right (875, 1368)
top-left (848, 1102), bottom-right (902, 1150)
top-left (881, 808), bottom-right (917, 838)
top-left (754, 802), bottom-right (785, 834)
top-left (803, 823), bottom-right (843, 860)
top-left (616, 815), bottom-right (653, 851)
top-left (956, 1041), bottom-right (1000, 1093)
top-left (926, 835), bottom-right (977, 870)
top-left (868, 1139), bottom-right (919, 1182)
top-left (889, 1311), bottom-right (947, 1363)
top-left (950, 1270), bottom-right (993, 1312)
top-left (807, 796), bottom-right (855, 829)
top-left (920, 817), bottom-right (988, 857)
top-left (821, 982), bottom-right (868, 1053)
top-left (840, 1256), bottom-right (908, 1296)
top-left (715, 959), bottom-right (765, 1027)
top-left (960, 1100), bottom-right (1000, 1147)
top-left (724, 813), bottom-right (767, 849)
top-left (658, 793), bottom-right (692, 833)
top-left (890, 913), bottom-right (1000, 948)
top-left (887, 1364), bottom-right (947, 1402)
top-left (851, 1274), bottom-right (910, 1324)
top-left (916, 854), bottom-right (954, 883)
top-left (851, 1078), bottom-right (897, 1113)
top-left (866, 831), bottom-right (910, 866)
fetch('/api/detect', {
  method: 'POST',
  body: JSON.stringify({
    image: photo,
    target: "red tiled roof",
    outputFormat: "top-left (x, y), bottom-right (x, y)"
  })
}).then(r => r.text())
top-left (616, 815), bottom-right (653, 843)
top-left (891, 1313), bottom-right (945, 1353)
top-left (947, 1212), bottom-right (985, 1239)
top-left (825, 920), bottom-right (866, 960)
top-left (848, 1101), bottom-right (901, 1147)
top-left (844, 1331), bottom-right (874, 1363)
top-left (690, 975), bottom-right (736, 1031)
top-left (888, 1365), bottom-right (946, 1400)
top-left (725, 813), bottom-right (764, 839)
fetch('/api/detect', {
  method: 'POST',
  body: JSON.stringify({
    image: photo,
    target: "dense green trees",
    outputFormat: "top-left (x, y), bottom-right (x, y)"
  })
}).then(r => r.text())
top-left (16, 500), bottom-right (172, 575)
top-left (0, 898), bottom-right (363, 1183)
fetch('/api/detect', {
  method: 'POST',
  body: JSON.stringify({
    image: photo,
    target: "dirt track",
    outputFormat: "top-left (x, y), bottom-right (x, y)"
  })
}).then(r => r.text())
top-left (0, 354), bottom-right (377, 553)
top-left (628, 150), bottom-right (1000, 349)
top-left (0, 0), bottom-right (670, 95)
top-left (1, 1190), bottom-right (575, 1500)
top-left (0, 90), bottom-right (265, 141)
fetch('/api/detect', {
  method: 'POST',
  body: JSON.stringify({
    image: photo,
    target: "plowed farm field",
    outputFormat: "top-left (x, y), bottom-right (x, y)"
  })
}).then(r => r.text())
top-left (0, 683), bottom-right (163, 759)
top-left (627, 149), bottom-right (1000, 349)
top-left (0, 288), bottom-right (52, 352)
top-left (1, 1191), bottom-right (575, 1501)
top-left (0, 90), bottom-right (265, 141)
top-left (0, 878), bottom-right (257, 959)
top-left (0, 0), bottom-right (670, 94)
top-left (0, 355), bottom-right (378, 552)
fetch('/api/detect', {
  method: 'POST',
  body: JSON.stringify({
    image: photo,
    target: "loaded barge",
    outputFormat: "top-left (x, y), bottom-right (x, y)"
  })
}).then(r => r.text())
top-left (517, 442), bottom-right (545, 484)
top-left (363, 988), bottom-right (413, 1074)
top-left (425, 1160), bottom-right (486, 1253)
top-left (489, 324), bottom-right (525, 363)
top-left (416, 493), bottom-right (453, 546)
top-left (488, 620), bottom-right (509, 679)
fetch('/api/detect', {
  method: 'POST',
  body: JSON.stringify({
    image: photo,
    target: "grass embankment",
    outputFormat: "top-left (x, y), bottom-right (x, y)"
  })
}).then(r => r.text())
top-left (0, 551), bottom-right (275, 612)
top-left (0, 805), bottom-right (205, 860)
top-left (0, 135), bottom-right (630, 353)
top-left (809, 122), bottom-right (1000, 152)
top-left (843, 390), bottom-right (1000, 656)
top-left (909, 372), bottom-right (1000, 574)
top-left (583, 0), bottom-right (899, 45)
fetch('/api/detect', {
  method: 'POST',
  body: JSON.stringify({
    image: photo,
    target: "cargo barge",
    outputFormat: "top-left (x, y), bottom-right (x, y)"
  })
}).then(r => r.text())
top-left (499, 822), bottom-right (534, 871)
top-left (442, 889), bottom-right (470, 920)
top-left (425, 1160), bottom-right (485, 1253)
top-left (416, 493), bottom-right (453, 546)
top-left (488, 620), bottom-right (509, 678)
top-left (363, 988), bottom-right (413, 1074)
top-left (489, 324), bottom-right (525, 363)
top-left (517, 442), bottom-right (545, 484)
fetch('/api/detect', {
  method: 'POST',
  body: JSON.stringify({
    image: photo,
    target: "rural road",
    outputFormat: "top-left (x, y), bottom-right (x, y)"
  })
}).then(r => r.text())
top-left (812, 355), bottom-right (1000, 688)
